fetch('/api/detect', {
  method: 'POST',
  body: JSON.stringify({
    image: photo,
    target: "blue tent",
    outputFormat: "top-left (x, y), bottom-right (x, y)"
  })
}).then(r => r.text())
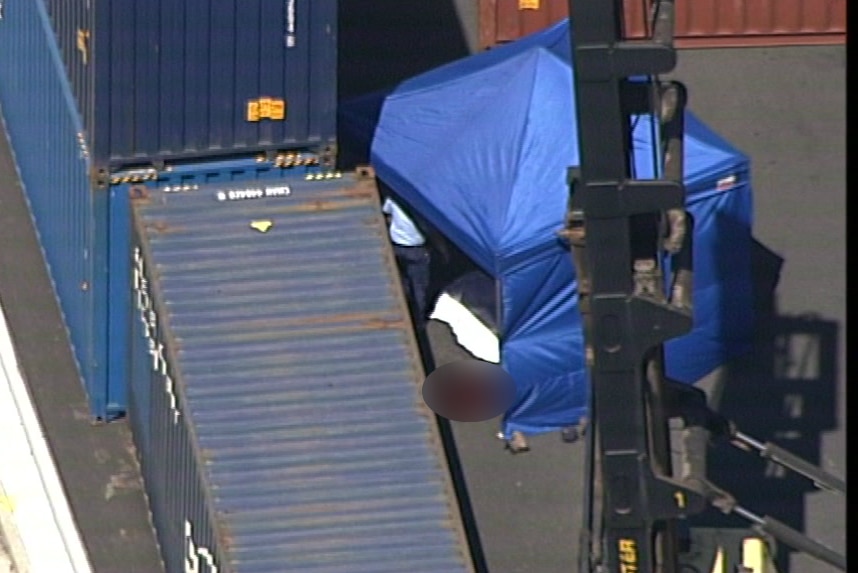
top-left (340, 19), bottom-right (755, 438)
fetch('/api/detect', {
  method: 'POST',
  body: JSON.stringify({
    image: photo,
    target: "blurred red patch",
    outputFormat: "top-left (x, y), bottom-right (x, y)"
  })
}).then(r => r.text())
top-left (422, 360), bottom-right (517, 422)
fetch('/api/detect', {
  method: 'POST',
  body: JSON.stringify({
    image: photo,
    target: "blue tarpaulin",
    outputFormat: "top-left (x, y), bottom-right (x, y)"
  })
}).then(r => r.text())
top-left (339, 19), bottom-right (755, 438)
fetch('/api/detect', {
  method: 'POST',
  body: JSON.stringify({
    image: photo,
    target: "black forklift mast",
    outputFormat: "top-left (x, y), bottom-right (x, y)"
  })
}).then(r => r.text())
top-left (562, 0), bottom-right (847, 572)
top-left (562, 0), bottom-right (698, 571)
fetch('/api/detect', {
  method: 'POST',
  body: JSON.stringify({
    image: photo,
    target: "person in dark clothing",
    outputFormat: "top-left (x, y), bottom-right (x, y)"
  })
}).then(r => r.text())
top-left (382, 196), bottom-right (433, 330)
top-left (382, 193), bottom-right (449, 331)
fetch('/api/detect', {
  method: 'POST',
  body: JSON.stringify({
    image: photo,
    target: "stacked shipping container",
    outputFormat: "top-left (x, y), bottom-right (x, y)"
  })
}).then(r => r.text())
top-left (43, 0), bottom-right (338, 178)
top-left (0, 0), bottom-right (335, 419)
top-left (128, 171), bottom-right (475, 572)
top-left (1, 1), bottom-right (481, 571)
top-left (1, 0), bottom-right (120, 418)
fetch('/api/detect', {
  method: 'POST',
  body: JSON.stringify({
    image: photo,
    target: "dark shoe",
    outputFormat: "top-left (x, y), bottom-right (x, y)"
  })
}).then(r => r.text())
top-left (561, 417), bottom-right (589, 443)
top-left (561, 426), bottom-right (581, 443)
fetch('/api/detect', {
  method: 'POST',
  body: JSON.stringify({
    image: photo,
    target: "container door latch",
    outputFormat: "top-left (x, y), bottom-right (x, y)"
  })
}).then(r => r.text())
top-left (77, 29), bottom-right (91, 65)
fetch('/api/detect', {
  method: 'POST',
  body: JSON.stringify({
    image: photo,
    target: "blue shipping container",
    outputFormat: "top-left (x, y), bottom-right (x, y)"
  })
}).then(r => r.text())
top-left (0, 0), bottom-right (322, 419)
top-left (128, 169), bottom-right (477, 573)
top-left (40, 0), bottom-right (337, 176)
top-left (0, 0), bottom-right (119, 419)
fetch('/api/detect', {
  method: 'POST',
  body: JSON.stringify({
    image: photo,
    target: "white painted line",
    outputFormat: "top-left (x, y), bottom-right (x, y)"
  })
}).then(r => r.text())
top-left (0, 296), bottom-right (93, 573)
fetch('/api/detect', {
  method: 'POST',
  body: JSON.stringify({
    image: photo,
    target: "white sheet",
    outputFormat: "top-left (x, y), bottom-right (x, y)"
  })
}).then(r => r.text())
top-left (429, 292), bottom-right (500, 364)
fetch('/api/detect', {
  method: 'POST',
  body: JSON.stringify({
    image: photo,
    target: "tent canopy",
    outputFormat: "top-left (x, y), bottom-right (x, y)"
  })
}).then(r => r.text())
top-left (367, 21), bottom-right (745, 276)
top-left (339, 19), bottom-right (754, 437)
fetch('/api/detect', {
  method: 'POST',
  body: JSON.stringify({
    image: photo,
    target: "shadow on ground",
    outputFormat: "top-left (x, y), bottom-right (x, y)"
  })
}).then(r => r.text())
top-left (690, 238), bottom-right (842, 572)
top-left (337, 1), bottom-right (473, 170)
top-left (338, 0), bottom-right (471, 100)
top-left (427, 233), bottom-right (844, 572)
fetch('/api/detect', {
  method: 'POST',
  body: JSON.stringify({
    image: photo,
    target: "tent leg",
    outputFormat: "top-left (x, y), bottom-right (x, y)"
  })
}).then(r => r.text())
top-left (559, 207), bottom-right (594, 447)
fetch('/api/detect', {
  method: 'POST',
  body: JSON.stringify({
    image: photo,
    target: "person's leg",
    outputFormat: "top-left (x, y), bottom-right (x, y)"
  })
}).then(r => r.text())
top-left (392, 245), bottom-right (424, 329)
top-left (392, 246), bottom-right (411, 303)
top-left (408, 247), bottom-right (431, 328)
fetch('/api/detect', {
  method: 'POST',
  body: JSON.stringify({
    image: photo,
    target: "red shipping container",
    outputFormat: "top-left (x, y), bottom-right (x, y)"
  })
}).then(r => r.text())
top-left (479, 0), bottom-right (846, 49)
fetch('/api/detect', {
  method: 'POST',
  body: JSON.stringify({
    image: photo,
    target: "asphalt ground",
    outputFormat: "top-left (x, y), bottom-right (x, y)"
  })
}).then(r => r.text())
top-left (0, 26), bottom-right (845, 573)
top-left (426, 45), bottom-right (846, 573)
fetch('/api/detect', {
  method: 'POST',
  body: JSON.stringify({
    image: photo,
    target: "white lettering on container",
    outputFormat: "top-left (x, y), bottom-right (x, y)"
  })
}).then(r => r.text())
top-left (286, 0), bottom-right (296, 47)
top-left (185, 521), bottom-right (219, 573)
top-left (215, 184), bottom-right (292, 202)
top-left (133, 247), bottom-right (180, 425)
top-left (163, 184), bottom-right (200, 194)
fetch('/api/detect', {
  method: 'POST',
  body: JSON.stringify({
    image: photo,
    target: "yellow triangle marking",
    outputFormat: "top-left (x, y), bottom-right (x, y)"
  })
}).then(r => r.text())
top-left (250, 220), bottom-right (273, 233)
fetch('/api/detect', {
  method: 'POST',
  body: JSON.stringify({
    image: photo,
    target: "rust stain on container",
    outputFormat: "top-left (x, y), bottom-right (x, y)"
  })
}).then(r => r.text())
top-left (282, 195), bottom-right (375, 213)
top-left (342, 185), bottom-right (377, 200)
top-left (479, 0), bottom-right (845, 48)
top-left (362, 317), bottom-right (411, 330)
top-left (129, 185), bottom-right (150, 200)
top-left (290, 311), bottom-right (400, 327)
top-left (145, 220), bottom-right (174, 234)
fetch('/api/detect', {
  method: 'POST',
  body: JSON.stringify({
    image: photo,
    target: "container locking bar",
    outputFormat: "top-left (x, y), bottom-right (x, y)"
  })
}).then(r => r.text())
top-left (662, 383), bottom-right (848, 497)
top-left (730, 432), bottom-right (847, 495)
top-left (724, 504), bottom-right (847, 570)
top-left (656, 376), bottom-right (847, 570)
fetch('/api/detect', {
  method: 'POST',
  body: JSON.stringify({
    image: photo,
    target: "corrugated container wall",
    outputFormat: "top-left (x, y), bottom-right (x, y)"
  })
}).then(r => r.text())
top-left (42, 0), bottom-right (337, 179)
top-left (478, 0), bottom-right (846, 49)
top-left (127, 170), bottom-right (477, 573)
top-left (0, 0), bottom-right (116, 418)
top-left (0, 0), bottom-right (322, 421)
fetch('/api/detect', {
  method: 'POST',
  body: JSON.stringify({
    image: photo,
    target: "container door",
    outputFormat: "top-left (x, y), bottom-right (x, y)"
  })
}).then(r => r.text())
top-left (478, 0), bottom-right (845, 48)
top-left (671, 0), bottom-right (847, 47)
top-left (481, 0), bottom-right (573, 48)
top-left (100, 0), bottom-right (338, 171)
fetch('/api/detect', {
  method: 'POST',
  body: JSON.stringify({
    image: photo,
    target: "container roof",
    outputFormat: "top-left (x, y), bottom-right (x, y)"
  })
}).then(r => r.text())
top-left (132, 172), bottom-right (474, 572)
